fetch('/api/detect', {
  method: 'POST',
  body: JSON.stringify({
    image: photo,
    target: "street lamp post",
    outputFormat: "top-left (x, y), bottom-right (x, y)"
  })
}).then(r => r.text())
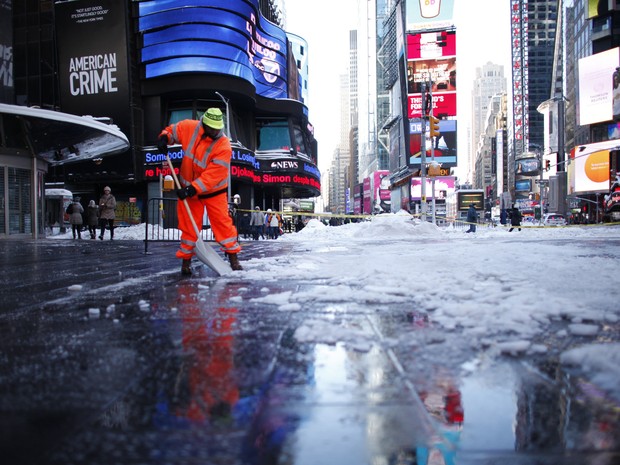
top-left (215, 91), bottom-right (232, 201)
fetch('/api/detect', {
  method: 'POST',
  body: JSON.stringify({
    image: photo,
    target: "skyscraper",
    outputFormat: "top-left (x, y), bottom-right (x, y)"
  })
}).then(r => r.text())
top-left (471, 62), bottom-right (507, 179)
top-left (510, 0), bottom-right (558, 199)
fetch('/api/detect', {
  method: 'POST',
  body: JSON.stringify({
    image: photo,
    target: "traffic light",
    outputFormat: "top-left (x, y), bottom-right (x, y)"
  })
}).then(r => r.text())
top-left (429, 115), bottom-right (441, 138)
top-left (545, 160), bottom-right (551, 171)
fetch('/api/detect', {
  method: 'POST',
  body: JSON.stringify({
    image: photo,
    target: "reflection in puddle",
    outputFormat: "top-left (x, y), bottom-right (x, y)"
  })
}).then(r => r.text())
top-left (459, 366), bottom-right (517, 451)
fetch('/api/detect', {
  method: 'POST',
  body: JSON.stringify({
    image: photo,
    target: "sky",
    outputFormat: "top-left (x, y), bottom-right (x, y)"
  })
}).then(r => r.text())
top-left (52, 214), bottom-right (620, 409)
top-left (284, 0), bottom-right (512, 181)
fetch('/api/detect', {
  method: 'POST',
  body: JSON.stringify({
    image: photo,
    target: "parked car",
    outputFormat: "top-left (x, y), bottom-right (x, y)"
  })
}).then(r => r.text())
top-left (541, 213), bottom-right (567, 226)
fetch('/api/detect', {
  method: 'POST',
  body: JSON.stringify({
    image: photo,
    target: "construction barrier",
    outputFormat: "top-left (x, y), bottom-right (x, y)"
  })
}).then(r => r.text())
top-left (143, 197), bottom-right (214, 254)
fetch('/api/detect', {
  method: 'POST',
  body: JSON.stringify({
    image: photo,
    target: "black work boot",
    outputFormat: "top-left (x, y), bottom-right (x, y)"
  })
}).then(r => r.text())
top-left (227, 253), bottom-right (243, 271)
top-left (181, 258), bottom-right (192, 276)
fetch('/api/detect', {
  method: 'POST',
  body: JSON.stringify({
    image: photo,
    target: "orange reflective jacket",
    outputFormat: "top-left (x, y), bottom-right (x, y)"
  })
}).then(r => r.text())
top-left (160, 119), bottom-right (231, 196)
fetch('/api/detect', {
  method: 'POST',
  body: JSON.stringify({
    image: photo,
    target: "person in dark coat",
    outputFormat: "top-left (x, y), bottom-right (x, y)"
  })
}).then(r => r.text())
top-left (465, 204), bottom-right (478, 233)
top-left (69, 197), bottom-right (84, 239)
top-left (509, 206), bottom-right (522, 232)
top-left (86, 200), bottom-right (99, 239)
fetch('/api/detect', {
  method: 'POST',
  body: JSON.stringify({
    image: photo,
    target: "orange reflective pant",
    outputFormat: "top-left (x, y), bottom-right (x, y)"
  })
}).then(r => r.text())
top-left (175, 193), bottom-right (241, 260)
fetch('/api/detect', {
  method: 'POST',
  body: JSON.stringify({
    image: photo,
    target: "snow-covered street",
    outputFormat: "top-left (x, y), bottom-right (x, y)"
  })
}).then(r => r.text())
top-left (5, 215), bottom-right (620, 464)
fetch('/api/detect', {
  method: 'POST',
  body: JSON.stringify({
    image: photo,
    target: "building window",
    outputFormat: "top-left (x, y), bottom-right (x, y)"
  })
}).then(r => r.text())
top-left (256, 119), bottom-right (290, 152)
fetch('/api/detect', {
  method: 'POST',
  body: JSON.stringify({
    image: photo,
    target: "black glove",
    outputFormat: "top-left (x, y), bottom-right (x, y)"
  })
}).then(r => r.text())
top-left (176, 185), bottom-right (197, 200)
top-left (157, 134), bottom-right (169, 153)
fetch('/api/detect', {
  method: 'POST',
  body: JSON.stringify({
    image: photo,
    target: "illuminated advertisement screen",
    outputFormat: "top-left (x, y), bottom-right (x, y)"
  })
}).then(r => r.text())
top-left (496, 129), bottom-right (504, 194)
top-left (406, 31), bottom-right (456, 118)
top-left (55, 0), bottom-right (131, 136)
top-left (406, 0), bottom-right (455, 32)
top-left (587, 0), bottom-right (613, 19)
top-left (457, 191), bottom-right (484, 211)
top-left (137, 0), bottom-right (289, 99)
top-left (575, 149), bottom-right (610, 193)
top-left (411, 176), bottom-right (455, 200)
top-left (578, 48), bottom-right (620, 125)
top-left (0, 1), bottom-right (13, 103)
top-left (515, 157), bottom-right (539, 175)
top-left (515, 179), bottom-right (532, 192)
top-left (409, 119), bottom-right (457, 168)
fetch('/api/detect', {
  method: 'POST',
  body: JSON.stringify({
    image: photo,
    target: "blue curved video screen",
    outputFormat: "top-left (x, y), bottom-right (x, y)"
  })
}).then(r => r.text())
top-left (137, 0), bottom-right (289, 99)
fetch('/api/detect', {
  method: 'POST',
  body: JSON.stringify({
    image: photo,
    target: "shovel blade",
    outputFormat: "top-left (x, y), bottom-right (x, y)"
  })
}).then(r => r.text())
top-left (194, 238), bottom-right (232, 276)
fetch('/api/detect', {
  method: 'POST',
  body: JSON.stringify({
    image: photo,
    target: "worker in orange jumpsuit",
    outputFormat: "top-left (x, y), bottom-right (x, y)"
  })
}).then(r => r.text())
top-left (158, 108), bottom-right (242, 274)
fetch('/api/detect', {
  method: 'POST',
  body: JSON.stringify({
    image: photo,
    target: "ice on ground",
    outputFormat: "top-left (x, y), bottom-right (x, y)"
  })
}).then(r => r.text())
top-left (49, 213), bottom-right (620, 401)
top-left (560, 343), bottom-right (620, 402)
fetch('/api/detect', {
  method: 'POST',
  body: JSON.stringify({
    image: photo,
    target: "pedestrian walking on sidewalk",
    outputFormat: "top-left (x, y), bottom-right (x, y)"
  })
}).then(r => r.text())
top-left (509, 206), bottom-right (522, 232)
top-left (86, 200), bottom-right (99, 239)
top-left (267, 209), bottom-right (282, 239)
top-left (249, 206), bottom-right (264, 240)
top-left (69, 197), bottom-right (84, 239)
top-left (465, 203), bottom-right (478, 233)
top-left (157, 108), bottom-right (242, 274)
top-left (98, 186), bottom-right (116, 240)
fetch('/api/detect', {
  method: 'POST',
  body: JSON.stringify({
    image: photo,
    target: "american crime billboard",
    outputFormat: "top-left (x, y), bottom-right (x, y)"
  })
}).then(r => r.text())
top-left (55, 0), bottom-right (131, 137)
top-left (137, 0), bottom-right (290, 100)
top-left (406, 31), bottom-right (457, 118)
top-left (0, 0), bottom-right (13, 104)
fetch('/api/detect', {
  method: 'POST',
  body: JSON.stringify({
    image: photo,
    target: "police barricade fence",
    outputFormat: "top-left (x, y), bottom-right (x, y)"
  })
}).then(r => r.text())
top-left (144, 197), bottom-right (214, 254)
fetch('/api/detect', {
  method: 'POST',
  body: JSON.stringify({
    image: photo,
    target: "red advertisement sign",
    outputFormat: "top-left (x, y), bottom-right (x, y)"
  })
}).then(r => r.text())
top-left (406, 31), bottom-right (457, 119)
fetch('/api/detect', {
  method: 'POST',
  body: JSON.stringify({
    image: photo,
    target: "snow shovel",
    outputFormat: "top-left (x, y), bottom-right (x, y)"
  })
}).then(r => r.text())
top-left (165, 154), bottom-right (232, 276)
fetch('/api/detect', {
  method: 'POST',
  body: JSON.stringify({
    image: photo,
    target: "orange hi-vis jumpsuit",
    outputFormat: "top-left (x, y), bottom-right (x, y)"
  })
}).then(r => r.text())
top-left (159, 120), bottom-right (241, 260)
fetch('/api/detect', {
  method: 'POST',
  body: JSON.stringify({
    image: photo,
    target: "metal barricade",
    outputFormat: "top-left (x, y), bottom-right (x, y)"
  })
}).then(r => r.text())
top-left (144, 197), bottom-right (214, 254)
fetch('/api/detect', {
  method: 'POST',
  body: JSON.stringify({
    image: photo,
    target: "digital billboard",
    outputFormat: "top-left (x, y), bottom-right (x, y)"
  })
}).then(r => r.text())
top-left (406, 0), bottom-right (456, 32)
top-left (578, 47), bottom-right (620, 125)
top-left (410, 176), bottom-right (455, 200)
top-left (55, 0), bottom-right (131, 136)
top-left (409, 119), bottom-right (457, 168)
top-left (515, 157), bottom-right (539, 176)
top-left (515, 179), bottom-right (532, 192)
top-left (406, 31), bottom-right (456, 118)
top-left (0, 0), bottom-right (13, 104)
top-left (575, 149), bottom-right (610, 193)
top-left (137, 0), bottom-right (290, 99)
top-left (587, 0), bottom-right (613, 19)
top-left (496, 129), bottom-right (504, 194)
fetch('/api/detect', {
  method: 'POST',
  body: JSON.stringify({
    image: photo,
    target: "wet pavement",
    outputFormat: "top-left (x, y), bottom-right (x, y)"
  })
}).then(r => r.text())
top-left (1, 238), bottom-right (619, 465)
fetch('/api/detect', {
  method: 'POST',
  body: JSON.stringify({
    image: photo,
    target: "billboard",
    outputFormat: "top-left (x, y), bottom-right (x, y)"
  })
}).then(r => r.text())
top-left (0, 0), bottom-right (13, 104)
top-left (575, 149), bottom-right (610, 193)
top-left (406, 0), bottom-right (456, 32)
top-left (137, 0), bottom-right (290, 100)
top-left (55, 0), bottom-right (131, 136)
top-left (587, 0), bottom-right (613, 19)
top-left (410, 176), bottom-right (455, 200)
top-left (406, 31), bottom-right (457, 118)
top-left (515, 157), bottom-right (540, 176)
top-left (409, 119), bottom-right (457, 168)
top-left (515, 179), bottom-right (532, 192)
top-left (496, 129), bottom-right (504, 194)
top-left (578, 48), bottom-right (620, 125)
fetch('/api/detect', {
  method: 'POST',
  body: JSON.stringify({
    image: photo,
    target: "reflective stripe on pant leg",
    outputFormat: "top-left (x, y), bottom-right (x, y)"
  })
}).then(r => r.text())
top-left (203, 196), bottom-right (241, 254)
top-left (175, 197), bottom-right (204, 259)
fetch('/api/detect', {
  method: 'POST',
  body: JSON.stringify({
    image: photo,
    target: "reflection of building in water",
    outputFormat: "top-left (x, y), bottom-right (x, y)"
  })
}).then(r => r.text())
top-left (515, 370), bottom-right (562, 451)
top-left (514, 361), bottom-right (620, 454)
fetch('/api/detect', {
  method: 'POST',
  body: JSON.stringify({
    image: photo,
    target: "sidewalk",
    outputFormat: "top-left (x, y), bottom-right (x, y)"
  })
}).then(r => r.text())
top-left (0, 238), bottom-right (619, 465)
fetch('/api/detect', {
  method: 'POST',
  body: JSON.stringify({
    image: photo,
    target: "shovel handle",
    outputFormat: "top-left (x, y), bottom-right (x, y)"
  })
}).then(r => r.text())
top-left (165, 154), bottom-right (202, 238)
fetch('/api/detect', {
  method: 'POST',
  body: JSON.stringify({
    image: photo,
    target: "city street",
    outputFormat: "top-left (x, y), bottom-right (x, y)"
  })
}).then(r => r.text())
top-left (1, 217), bottom-right (619, 465)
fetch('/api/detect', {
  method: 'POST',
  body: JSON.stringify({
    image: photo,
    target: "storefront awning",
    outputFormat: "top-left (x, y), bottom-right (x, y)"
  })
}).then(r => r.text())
top-left (0, 103), bottom-right (129, 166)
